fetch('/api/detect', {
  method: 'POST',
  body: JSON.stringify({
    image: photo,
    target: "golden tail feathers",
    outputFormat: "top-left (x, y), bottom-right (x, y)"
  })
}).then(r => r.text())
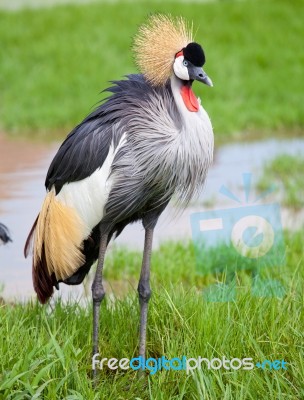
top-left (25, 189), bottom-right (88, 303)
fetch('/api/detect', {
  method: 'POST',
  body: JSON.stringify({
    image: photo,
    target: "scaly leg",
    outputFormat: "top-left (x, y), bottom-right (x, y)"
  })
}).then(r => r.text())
top-left (138, 227), bottom-right (154, 367)
top-left (92, 232), bottom-right (108, 381)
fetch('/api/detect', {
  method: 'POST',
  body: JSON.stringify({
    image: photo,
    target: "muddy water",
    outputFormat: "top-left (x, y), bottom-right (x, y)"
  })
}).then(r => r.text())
top-left (0, 136), bottom-right (58, 300)
top-left (0, 134), bottom-right (304, 300)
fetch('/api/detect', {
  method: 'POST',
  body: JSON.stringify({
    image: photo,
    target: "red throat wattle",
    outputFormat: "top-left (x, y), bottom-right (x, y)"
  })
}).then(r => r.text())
top-left (180, 85), bottom-right (199, 112)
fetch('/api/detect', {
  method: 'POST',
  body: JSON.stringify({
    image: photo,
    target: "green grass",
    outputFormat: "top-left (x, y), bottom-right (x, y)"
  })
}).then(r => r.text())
top-left (0, 0), bottom-right (303, 141)
top-left (0, 230), bottom-right (303, 399)
top-left (258, 154), bottom-right (304, 210)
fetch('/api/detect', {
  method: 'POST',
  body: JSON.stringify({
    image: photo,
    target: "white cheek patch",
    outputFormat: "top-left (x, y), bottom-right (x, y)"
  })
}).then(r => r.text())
top-left (173, 56), bottom-right (190, 81)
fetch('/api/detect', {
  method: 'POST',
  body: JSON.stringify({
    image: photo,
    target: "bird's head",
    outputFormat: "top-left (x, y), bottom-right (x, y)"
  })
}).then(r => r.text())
top-left (133, 14), bottom-right (212, 88)
top-left (173, 42), bottom-right (212, 87)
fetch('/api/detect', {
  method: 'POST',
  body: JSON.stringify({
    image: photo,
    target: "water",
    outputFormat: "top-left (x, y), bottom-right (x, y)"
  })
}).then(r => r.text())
top-left (0, 135), bottom-right (303, 300)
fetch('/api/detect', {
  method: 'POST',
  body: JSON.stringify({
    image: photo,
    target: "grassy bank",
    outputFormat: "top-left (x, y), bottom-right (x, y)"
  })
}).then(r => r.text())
top-left (0, 231), bottom-right (303, 399)
top-left (0, 0), bottom-right (303, 141)
top-left (258, 154), bottom-right (304, 210)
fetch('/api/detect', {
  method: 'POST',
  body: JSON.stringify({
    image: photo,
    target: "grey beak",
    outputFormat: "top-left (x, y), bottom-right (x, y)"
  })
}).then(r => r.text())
top-left (188, 65), bottom-right (213, 87)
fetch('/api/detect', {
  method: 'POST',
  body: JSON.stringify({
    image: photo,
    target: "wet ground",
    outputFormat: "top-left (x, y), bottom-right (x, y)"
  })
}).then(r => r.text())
top-left (0, 134), bottom-right (304, 300)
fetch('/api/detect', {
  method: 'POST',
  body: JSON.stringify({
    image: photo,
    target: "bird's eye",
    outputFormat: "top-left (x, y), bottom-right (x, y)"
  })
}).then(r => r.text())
top-left (183, 60), bottom-right (188, 67)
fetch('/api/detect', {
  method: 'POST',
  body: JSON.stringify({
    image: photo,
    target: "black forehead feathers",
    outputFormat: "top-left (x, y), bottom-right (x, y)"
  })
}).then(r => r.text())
top-left (183, 42), bottom-right (205, 67)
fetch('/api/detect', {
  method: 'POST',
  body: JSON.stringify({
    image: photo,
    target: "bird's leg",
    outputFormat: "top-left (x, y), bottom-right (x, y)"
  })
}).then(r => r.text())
top-left (92, 232), bottom-right (108, 381)
top-left (138, 227), bottom-right (154, 369)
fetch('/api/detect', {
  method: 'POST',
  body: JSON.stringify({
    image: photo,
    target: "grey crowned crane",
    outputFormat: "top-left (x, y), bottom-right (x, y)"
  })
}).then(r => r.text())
top-left (25, 15), bottom-right (214, 368)
top-left (0, 223), bottom-right (11, 245)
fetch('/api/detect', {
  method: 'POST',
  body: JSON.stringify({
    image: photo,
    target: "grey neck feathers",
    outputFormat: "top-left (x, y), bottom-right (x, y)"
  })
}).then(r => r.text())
top-left (110, 74), bottom-right (214, 215)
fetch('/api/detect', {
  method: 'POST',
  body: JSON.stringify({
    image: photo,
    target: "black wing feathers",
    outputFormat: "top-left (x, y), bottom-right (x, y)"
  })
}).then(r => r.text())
top-left (46, 118), bottom-right (114, 194)
top-left (45, 74), bottom-right (151, 194)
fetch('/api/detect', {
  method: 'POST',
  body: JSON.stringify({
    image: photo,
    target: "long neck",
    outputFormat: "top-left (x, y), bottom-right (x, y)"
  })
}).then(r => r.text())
top-left (165, 75), bottom-right (214, 206)
top-left (170, 75), bottom-right (189, 116)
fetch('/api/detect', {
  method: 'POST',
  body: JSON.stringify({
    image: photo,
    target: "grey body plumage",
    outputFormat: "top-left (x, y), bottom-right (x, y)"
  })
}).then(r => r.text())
top-left (105, 74), bottom-right (213, 223)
